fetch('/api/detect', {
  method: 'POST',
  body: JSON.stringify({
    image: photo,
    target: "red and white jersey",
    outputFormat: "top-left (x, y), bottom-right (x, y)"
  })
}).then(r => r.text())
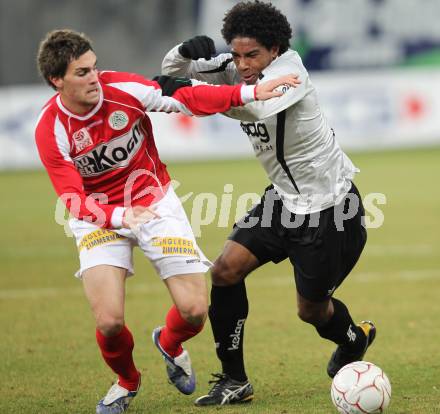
top-left (35, 71), bottom-right (256, 228)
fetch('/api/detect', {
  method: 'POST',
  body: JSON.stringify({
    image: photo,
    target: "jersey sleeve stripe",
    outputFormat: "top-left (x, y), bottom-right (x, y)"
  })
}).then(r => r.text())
top-left (54, 116), bottom-right (73, 162)
top-left (35, 104), bottom-right (52, 129)
top-left (108, 80), bottom-right (193, 115)
top-left (145, 93), bottom-right (193, 115)
top-left (197, 58), bottom-right (234, 74)
top-left (276, 110), bottom-right (300, 194)
top-left (108, 81), bottom-right (156, 107)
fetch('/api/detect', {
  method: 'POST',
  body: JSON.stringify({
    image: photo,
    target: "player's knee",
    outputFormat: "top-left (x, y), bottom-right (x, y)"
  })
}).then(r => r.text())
top-left (96, 316), bottom-right (125, 337)
top-left (179, 302), bottom-right (208, 326)
top-left (211, 257), bottom-right (244, 286)
top-left (297, 304), bottom-right (328, 326)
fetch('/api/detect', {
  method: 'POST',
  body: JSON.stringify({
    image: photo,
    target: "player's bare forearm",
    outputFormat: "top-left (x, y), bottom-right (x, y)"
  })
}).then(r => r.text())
top-left (255, 74), bottom-right (301, 101)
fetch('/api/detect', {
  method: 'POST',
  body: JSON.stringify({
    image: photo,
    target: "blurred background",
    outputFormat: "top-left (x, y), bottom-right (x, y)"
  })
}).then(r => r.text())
top-left (1, 0), bottom-right (440, 167)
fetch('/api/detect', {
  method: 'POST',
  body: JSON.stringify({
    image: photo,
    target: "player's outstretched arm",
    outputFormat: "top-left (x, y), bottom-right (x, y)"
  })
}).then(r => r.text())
top-left (254, 74), bottom-right (301, 101)
top-left (155, 73), bottom-right (300, 101)
top-left (223, 69), bottom-right (308, 122)
top-left (147, 74), bottom-right (300, 116)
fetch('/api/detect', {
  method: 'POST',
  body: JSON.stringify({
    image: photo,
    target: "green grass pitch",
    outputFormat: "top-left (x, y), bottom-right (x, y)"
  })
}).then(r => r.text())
top-left (1, 147), bottom-right (440, 413)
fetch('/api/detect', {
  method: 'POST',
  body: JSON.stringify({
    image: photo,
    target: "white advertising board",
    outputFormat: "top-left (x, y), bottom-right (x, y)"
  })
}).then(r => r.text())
top-left (1, 68), bottom-right (439, 170)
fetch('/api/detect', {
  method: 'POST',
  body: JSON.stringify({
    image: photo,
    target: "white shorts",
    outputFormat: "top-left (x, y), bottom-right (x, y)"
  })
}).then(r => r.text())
top-left (69, 187), bottom-right (211, 279)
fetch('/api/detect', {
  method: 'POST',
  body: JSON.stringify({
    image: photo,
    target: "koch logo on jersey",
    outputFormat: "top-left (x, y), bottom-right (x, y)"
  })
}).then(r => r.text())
top-left (73, 121), bottom-right (143, 177)
top-left (240, 121), bottom-right (270, 143)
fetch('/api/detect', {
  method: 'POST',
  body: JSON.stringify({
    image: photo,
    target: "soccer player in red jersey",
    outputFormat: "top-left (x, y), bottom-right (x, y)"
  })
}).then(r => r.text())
top-left (35, 29), bottom-right (299, 414)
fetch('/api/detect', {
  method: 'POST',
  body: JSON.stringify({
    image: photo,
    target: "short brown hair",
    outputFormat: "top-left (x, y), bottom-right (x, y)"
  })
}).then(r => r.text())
top-left (37, 29), bottom-right (93, 89)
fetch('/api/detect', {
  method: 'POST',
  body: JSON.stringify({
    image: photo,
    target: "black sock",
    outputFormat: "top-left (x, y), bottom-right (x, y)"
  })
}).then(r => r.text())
top-left (316, 298), bottom-right (366, 352)
top-left (209, 281), bottom-right (248, 382)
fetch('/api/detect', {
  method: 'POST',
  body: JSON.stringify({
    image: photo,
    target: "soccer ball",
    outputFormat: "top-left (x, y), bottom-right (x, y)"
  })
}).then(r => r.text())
top-left (331, 361), bottom-right (391, 413)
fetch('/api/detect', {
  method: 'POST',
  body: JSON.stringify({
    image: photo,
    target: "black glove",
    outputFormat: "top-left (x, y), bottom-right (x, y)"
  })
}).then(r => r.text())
top-left (153, 75), bottom-right (192, 97)
top-left (178, 35), bottom-right (216, 60)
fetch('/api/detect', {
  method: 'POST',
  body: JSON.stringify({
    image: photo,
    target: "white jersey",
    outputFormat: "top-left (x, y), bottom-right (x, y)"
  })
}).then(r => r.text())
top-left (162, 46), bottom-right (359, 214)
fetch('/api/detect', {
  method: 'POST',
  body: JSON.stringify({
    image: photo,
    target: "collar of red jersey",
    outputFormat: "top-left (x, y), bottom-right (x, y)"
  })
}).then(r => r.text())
top-left (56, 82), bottom-right (104, 120)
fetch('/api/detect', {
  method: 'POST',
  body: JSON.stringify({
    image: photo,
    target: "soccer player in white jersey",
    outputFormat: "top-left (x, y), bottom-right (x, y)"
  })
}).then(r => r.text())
top-left (35, 29), bottom-right (298, 414)
top-left (162, 1), bottom-right (376, 406)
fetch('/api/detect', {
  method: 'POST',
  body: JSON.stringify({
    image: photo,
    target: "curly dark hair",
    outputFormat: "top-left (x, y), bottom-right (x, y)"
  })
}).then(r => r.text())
top-left (37, 29), bottom-right (93, 89)
top-left (221, 1), bottom-right (292, 55)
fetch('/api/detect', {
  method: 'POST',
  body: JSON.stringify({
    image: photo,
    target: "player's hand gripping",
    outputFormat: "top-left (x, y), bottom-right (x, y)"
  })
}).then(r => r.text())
top-left (178, 35), bottom-right (216, 60)
top-left (254, 74), bottom-right (301, 100)
top-left (153, 75), bottom-right (192, 96)
top-left (122, 205), bottom-right (160, 230)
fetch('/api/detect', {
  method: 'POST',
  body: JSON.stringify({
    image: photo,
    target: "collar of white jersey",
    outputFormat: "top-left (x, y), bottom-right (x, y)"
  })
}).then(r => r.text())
top-left (259, 49), bottom-right (295, 79)
top-left (56, 82), bottom-right (104, 120)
